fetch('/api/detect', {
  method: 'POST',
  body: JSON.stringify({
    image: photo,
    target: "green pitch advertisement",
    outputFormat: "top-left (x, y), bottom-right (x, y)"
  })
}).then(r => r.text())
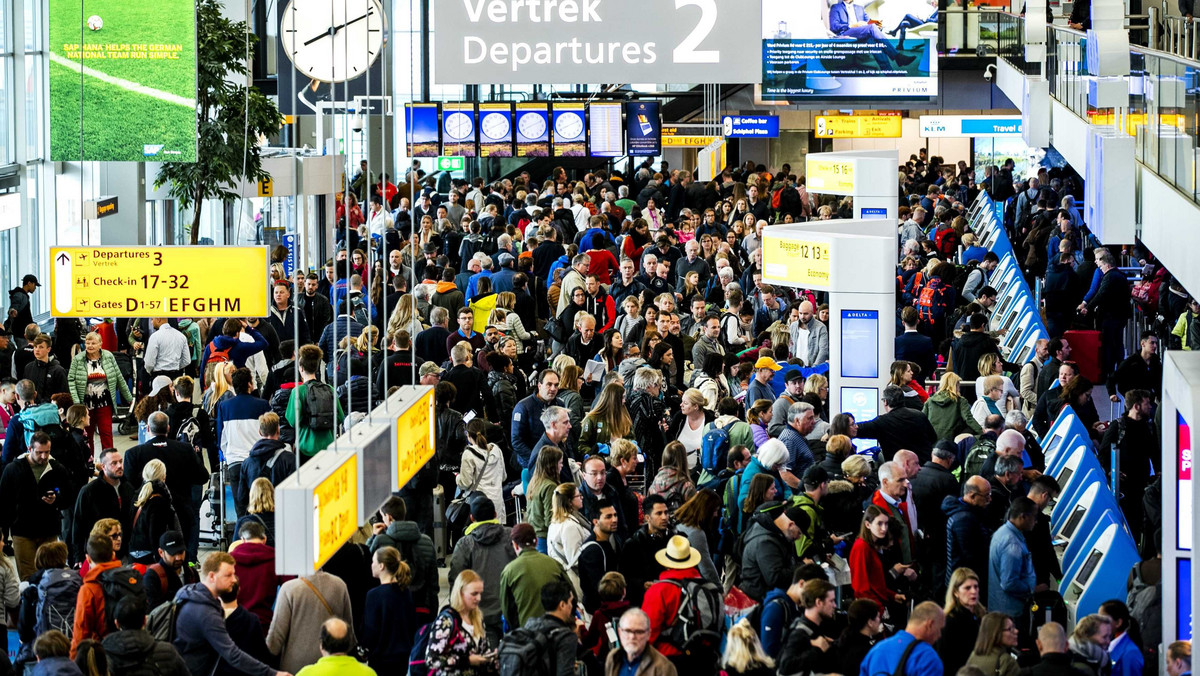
top-left (49, 0), bottom-right (197, 162)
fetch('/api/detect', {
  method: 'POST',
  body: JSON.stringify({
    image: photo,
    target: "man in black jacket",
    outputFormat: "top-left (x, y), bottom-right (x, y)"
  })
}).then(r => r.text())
top-left (142, 531), bottom-right (199, 612)
top-left (576, 500), bottom-right (623, 612)
top-left (0, 431), bottom-right (73, 578)
top-left (942, 476), bottom-right (993, 595)
top-left (739, 501), bottom-right (800, 602)
top-left (298, 273), bottom-right (333, 341)
top-left (950, 314), bottom-right (1001, 390)
top-left (910, 441), bottom-right (960, 596)
top-left (1025, 476), bottom-right (1061, 589)
top-left (1107, 332), bottom-right (1162, 401)
top-left (22, 334), bottom-right (68, 401)
top-left (1099, 389), bottom-right (1158, 544)
top-left (620, 495), bottom-right (674, 606)
top-left (855, 386), bottom-right (938, 462)
top-left (102, 596), bottom-right (191, 675)
top-left (777, 579), bottom-right (838, 675)
top-left (523, 580), bottom-right (584, 676)
top-left (125, 411), bottom-right (210, 558)
top-left (443, 342), bottom-right (497, 420)
top-left (1081, 248), bottom-right (1131, 379)
top-left (71, 447), bottom-right (136, 565)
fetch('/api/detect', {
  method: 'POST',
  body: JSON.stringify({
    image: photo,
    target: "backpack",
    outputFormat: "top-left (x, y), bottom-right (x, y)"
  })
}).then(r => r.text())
top-left (203, 340), bottom-right (233, 387)
top-left (480, 231), bottom-right (501, 256)
top-left (915, 278), bottom-right (950, 325)
top-left (146, 598), bottom-right (181, 642)
top-left (1015, 188), bottom-right (1039, 233)
top-left (700, 421), bottom-right (738, 473)
top-left (1131, 267), bottom-right (1167, 313)
top-left (771, 188), bottom-right (783, 210)
top-left (98, 566), bottom-right (146, 635)
top-left (660, 578), bottom-right (724, 650)
top-left (962, 436), bottom-right (996, 479)
top-left (19, 404), bottom-right (67, 449)
top-left (302, 381), bottom-right (336, 432)
top-left (34, 568), bottom-right (81, 638)
top-left (409, 610), bottom-right (457, 676)
top-left (933, 226), bottom-right (960, 258)
top-left (1127, 562), bottom-right (1161, 650)
top-left (498, 624), bottom-right (569, 676)
top-left (176, 416), bottom-right (204, 452)
top-left (543, 315), bottom-right (568, 343)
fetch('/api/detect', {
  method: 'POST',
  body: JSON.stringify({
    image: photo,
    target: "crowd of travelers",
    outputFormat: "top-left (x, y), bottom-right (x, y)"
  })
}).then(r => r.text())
top-left (0, 153), bottom-right (1189, 676)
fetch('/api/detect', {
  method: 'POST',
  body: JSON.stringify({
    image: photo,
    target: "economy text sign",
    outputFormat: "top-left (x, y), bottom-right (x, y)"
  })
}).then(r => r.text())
top-left (395, 387), bottom-right (436, 490)
top-left (50, 246), bottom-right (270, 318)
top-left (433, 0), bottom-right (760, 84)
top-left (49, 0), bottom-right (198, 161)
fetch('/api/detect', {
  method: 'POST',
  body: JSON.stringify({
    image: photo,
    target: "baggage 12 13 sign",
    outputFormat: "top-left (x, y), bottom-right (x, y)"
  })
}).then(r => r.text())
top-left (762, 235), bottom-right (833, 290)
top-left (50, 246), bottom-right (270, 318)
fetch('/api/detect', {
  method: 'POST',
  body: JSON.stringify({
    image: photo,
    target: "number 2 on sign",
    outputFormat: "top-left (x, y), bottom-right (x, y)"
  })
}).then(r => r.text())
top-left (674, 0), bottom-right (718, 63)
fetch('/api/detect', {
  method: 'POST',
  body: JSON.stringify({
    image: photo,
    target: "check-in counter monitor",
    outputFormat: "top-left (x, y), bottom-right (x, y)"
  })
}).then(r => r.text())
top-left (1051, 470), bottom-right (1115, 545)
top-left (1061, 522), bottom-right (1141, 623)
top-left (1046, 431), bottom-right (1092, 478)
top-left (981, 224), bottom-right (1002, 249)
top-left (1048, 441), bottom-right (1102, 497)
top-left (993, 296), bottom-right (1028, 335)
top-left (1041, 407), bottom-right (1090, 467)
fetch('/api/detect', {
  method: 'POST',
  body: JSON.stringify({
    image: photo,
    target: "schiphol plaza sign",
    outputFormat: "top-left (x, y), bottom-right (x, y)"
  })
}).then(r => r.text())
top-left (434, 0), bottom-right (761, 83)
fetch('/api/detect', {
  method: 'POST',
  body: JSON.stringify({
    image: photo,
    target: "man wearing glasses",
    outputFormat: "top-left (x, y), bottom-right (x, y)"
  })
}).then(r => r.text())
top-left (607, 608), bottom-right (677, 676)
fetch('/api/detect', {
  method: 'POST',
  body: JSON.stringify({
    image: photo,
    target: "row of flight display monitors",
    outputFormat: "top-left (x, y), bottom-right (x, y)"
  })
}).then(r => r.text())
top-left (404, 101), bottom-right (663, 159)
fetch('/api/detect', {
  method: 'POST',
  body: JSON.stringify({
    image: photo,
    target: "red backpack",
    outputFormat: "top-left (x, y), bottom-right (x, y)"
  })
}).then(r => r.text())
top-left (933, 227), bottom-right (960, 258)
top-left (202, 340), bottom-right (233, 388)
top-left (916, 278), bottom-right (949, 324)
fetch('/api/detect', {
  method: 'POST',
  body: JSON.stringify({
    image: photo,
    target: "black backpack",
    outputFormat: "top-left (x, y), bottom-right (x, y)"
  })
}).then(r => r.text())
top-left (660, 578), bottom-right (723, 649)
top-left (498, 625), bottom-right (569, 676)
top-left (98, 566), bottom-right (146, 635)
top-left (303, 381), bottom-right (336, 432)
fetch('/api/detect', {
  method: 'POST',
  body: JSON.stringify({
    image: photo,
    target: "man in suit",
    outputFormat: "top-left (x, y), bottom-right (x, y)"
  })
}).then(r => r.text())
top-left (896, 307), bottom-right (936, 385)
top-left (855, 385), bottom-right (938, 463)
top-left (829, 0), bottom-right (917, 69)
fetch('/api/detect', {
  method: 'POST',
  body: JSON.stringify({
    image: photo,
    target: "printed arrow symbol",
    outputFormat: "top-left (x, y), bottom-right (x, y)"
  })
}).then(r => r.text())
top-left (56, 253), bottom-right (69, 265)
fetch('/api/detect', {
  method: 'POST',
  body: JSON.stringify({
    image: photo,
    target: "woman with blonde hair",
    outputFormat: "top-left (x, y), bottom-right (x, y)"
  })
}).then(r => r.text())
top-left (129, 460), bottom-right (177, 563)
top-left (975, 352), bottom-right (1020, 410)
top-left (387, 294), bottom-right (424, 337)
top-left (965, 612), bottom-right (1021, 676)
top-left (201, 361), bottom-right (236, 415)
top-left (235, 477), bottom-right (278, 546)
top-left (495, 291), bottom-right (535, 351)
top-left (721, 618), bottom-right (775, 676)
top-left (577, 383), bottom-right (632, 457)
top-left (939, 567), bottom-right (986, 674)
top-left (526, 446), bottom-right (564, 553)
top-left (650, 441), bottom-right (696, 508)
top-left (669, 388), bottom-right (714, 471)
top-left (547, 483), bottom-right (592, 598)
top-left (923, 371), bottom-right (983, 441)
top-left (426, 569), bottom-right (495, 674)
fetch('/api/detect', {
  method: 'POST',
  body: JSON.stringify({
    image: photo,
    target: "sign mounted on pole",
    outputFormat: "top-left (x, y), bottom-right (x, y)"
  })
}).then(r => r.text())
top-left (433, 0), bottom-right (760, 84)
top-left (50, 246), bottom-right (270, 318)
top-left (276, 449), bottom-right (363, 575)
top-left (814, 115), bottom-right (902, 139)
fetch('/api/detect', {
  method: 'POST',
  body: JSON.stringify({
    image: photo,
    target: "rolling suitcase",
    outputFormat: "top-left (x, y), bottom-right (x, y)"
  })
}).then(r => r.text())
top-left (1063, 329), bottom-right (1103, 382)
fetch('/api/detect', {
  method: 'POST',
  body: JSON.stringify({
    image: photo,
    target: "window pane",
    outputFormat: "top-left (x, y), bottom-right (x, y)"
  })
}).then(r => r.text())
top-left (25, 0), bottom-right (43, 52)
top-left (0, 60), bottom-right (10, 164)
top-left (24, 54), bottom-right (42, 159)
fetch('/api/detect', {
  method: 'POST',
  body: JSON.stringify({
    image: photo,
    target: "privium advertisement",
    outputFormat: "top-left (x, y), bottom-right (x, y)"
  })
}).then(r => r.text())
top-left (433, 0), bottom-right (760, 84)
top-left (49, 0), bottom-right (198, 161)
top-left (761, 0), bottom-right (937, 101)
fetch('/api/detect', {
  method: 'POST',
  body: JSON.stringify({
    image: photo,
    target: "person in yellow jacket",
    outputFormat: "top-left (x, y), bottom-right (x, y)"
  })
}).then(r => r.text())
top-left (468, 278), bottom-right (499, 333)
top-left (1171, 298), bottom-right (1200, 350)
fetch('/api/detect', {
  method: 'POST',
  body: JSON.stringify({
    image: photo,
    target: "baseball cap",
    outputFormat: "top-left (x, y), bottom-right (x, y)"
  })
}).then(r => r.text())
top-left (469, 495), bottom-right (496, 522)
top-left (802, 465), bottom-right (830, 488)
top-left (753, 356), bottom-right (782, 371)
top-left (419, 362), bottom-right (444, 377)
top-left (21, 274), bottom-right (40, 287)
top-left (785, 369), bottom-right (805, 383)
top-left (159, 530), bottom-right (186, 556)
top-left (784, 504), bottom-right (811, 530)
top-left (148, 375), bottom-right (173, 397)
top-left (0, 327), bottom-right (10, 337)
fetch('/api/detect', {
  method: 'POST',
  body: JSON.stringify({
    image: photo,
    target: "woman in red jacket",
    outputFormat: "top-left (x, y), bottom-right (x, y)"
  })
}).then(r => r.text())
top-left (849, 505), bottom-right (908, 614)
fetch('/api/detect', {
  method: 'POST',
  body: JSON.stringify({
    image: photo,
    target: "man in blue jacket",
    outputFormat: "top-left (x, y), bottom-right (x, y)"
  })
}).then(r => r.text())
top-left (174, 552), bottom-right (284, 676)
top-left (829, 0), bottom-right (917, 69)
top-left (511, 369), bottom-right (562, 471)
top-left (988, 496), bottom-right (1038, 618)
top-left (858, 601), bottom-right (944, 675)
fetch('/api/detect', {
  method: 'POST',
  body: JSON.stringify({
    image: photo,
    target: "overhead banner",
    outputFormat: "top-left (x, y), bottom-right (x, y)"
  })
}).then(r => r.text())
top-left (919, 115), bottom-right (1023, 137)
top-left (433, 0), bottom-right (760, 84)
top-left (814, 114), bottom-right (903, 138)
top-left (722, 115), bottom-right (780, 138)
top-left (625, 101), bottom-right (661, 157)
top-left (50, 246), bottom-right (270, 318)
top-left (49, 0), bottom-right (198, 161)
top-left (760, 0), bottom-right (937, 101)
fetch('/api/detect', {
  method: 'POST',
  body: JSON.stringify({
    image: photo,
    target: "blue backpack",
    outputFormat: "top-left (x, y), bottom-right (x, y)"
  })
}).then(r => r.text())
top-left (699, 420), bottom-right (737, 472)
top-left (409, 609), bottom-right (458, 676)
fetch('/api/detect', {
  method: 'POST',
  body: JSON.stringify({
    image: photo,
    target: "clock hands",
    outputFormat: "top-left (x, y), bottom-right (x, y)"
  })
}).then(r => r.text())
top-left (303, 9), bottom-right (373, 46)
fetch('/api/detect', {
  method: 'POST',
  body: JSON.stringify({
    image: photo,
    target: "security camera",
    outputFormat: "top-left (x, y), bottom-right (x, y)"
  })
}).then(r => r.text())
top-left (351, 112), bottom-right (365, 133)
top-left (984, 64), bottom-right (997, 82)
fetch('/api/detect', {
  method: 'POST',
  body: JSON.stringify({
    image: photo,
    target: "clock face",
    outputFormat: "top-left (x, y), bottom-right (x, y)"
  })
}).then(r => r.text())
top-left (444, 112), bottom-right (474, 141)
top-left (280, 0), bottom-right (387, 83)
top-left (481, 112), bottom-right (510, 140)
top-left (517, 112), bottom-right (547, 140)
top-left (555, 112), bottom-right (584, 140)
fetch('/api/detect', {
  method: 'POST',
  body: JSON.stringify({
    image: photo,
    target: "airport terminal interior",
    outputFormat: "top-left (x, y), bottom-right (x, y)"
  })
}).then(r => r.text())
top-left (0, 0), bottom-right (1199, 674)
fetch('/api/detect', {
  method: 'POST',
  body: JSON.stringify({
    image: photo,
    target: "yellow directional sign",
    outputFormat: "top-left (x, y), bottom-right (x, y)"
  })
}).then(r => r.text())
top-left (661, 135), bottom-right (719, 147)
top-left (313, 452), bottom-right (360, 572)
top-left (396, 387), bottom-right (436, 489)
top-left (806, 158), bottom-right (857, 194)
top-left (762, 235), bottom-right (833, 289)
top-left (814, 115), bottom-right (903, 138)
top-left (50, 246), bottom-right (270, 318)
top-left (257, 177), bottom-right (274, 197)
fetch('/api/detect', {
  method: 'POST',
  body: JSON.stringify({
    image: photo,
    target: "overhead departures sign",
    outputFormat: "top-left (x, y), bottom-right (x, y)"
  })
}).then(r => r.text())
top-left (762, 236), bottom-right (832, 288)
top-left (50, 246), bottom-right (270, 318)
top-left (433, 0), bottom-right (761, 84)
top-left (49, 0), bottom-right (198, 161)
top-left (396, 387), bottom-right (436, 490)
top-left (313, 452), bottom-right (360, 572)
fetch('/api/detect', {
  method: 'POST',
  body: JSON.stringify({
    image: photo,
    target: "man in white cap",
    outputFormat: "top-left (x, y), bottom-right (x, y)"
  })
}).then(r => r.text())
top-left (641, 535), bottom-right (721, 669)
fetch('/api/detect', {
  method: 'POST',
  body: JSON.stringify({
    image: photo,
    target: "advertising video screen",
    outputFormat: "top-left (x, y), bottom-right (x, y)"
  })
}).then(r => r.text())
top-left (625, 101), bottom-right (661, 157)
top-left (1181, 413), bottom-right (1193, 552)
top-left (760, 0), bottom-right (936, 101)
top-left (841, 309), bottom-right (880, 379)
top-left (49, 0), bottom-right (198, 161)
top-left (441, 103), bottom-right (477, 158)
top-left (551, 103), bottom-right (586, 157)
top-left (404, 103), bottom-right (440, 157)
top-left (515, 103), bottom-right (550, 158)
top-left (588, 102), bottom-right (624, 158)
top-left (478, 103), bottom-right (514, 158)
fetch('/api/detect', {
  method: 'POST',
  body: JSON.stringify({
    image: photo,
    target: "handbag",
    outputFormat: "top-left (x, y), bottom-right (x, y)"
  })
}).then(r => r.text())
top-left (446, 447), bottom-right (493, 530)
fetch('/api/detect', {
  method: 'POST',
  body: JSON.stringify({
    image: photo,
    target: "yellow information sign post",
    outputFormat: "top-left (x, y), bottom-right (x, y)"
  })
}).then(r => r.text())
top-left (805, 158), bottom-right (857, 195)
top-left (396, 387), bottom-right (436, 489)
top-left (313, 453), bottom-right (359, 571)
top-left (762, 236), bottom-right (834, 289)
top-left (814, 115), bottom-right (903, 138)
top-left (50, 246), bottom-right (270, 318)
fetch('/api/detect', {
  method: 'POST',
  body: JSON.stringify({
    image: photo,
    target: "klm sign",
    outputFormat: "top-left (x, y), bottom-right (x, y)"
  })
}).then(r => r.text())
top-left (919, 115), bottom-right (1024, 138)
